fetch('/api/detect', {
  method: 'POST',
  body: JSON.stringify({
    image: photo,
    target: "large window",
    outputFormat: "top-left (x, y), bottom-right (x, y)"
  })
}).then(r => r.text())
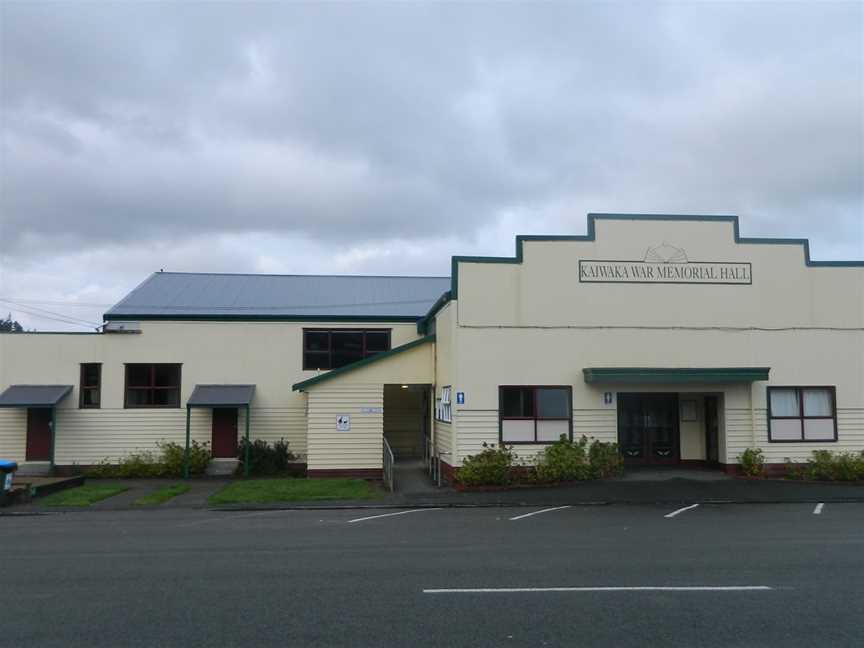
top-left (303, 329), bottom-right (390, 370)
top-left (125, 364), bottom-right (181, 408)
top-left (768, 386), bottom-right (837, 442)
top-left (79, 363), bottom-right (101, 409)
top-left (499, 386), bottom-right (572, 444)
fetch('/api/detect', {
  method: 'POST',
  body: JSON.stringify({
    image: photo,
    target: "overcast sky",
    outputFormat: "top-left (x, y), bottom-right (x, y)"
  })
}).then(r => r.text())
top-left (1, 2), bottom-right (862, 331)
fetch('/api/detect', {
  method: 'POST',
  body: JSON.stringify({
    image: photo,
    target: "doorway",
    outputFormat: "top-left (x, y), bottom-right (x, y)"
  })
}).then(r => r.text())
top-left (617, 394), bottom-right (679, 465)
top-left (211, 408), bottom-right (238, 458)
top-left (26, 408), bottom-right (52, 461)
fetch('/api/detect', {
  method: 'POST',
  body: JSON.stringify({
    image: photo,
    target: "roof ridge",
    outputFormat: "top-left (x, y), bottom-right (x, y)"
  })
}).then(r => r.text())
top-left (150, 271), bottom-right (450, 279)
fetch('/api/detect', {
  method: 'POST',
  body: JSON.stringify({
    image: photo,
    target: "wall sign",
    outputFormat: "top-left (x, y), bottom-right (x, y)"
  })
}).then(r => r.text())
top-left (336, 415), bottom-right (351, 431)
top-left (579, 243), bottom-right (751, 285)
top-left (361, 407), bottom-right (383, 414)
top-left (603, 392), bottom-right (614, 405)
top-left (456, 392), bottom-right (465, 405)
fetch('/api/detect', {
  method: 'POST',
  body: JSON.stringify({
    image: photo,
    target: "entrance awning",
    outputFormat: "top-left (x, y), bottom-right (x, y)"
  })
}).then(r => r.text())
top-left (582, 367), bottom-right (770, 384)
top-left (187, 384), bottom-right (255, 408)
top-left (184, 385), bottom-right (255, 479)
top-left (0, 385), bottom-right (73, 408)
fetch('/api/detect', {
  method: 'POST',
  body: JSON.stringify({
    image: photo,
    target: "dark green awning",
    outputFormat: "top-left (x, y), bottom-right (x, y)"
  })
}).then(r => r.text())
top-left (582, 367), bottom-right (770, 384)
top-left (187, 384), bottom-right (255, 408)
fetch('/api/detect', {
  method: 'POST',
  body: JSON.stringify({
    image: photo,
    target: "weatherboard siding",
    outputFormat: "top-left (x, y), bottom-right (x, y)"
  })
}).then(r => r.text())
top-left (0, 409), bottom-right (27, 463)
top-left (306, 385), bottom-right (384, 471)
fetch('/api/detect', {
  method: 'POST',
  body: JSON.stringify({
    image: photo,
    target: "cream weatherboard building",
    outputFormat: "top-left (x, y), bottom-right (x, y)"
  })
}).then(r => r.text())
top-left (1, 214), bottom-right (863, 480)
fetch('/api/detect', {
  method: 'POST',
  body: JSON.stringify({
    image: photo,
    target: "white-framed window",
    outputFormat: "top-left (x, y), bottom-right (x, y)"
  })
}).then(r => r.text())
top-left (768, 386), bottom-right (837, 442)
top-left (436, 386), bottom-right (452, 423)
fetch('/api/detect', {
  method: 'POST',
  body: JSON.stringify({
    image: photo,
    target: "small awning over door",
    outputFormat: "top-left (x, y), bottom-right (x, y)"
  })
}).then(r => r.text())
top-left (187, 384), bottom-right (255, 408)
top-left (582, 367), bottom-right (770, 384)
top-left (0, 385), bottom-right (73, 408)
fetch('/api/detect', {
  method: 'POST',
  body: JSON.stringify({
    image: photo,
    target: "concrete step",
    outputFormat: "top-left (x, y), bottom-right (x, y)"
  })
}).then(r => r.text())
top-left (15, 462), bottom-right (52, 476)
top-left (206, 458), bottom-right (239, 477)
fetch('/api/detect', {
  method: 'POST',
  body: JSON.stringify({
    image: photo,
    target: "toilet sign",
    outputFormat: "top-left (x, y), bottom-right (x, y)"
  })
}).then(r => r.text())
top-left (456, 392), bottom-right (465, 405)
top-left (336, 415), bottom-right (351, 432)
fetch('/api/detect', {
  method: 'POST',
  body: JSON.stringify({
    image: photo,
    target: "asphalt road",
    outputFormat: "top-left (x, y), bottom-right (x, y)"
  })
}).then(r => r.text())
top-left (2, 503), bottom-right (863, 647)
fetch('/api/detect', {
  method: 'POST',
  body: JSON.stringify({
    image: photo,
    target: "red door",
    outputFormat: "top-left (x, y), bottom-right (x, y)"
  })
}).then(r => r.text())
top-left (211, 408), bottom-right (238, 458)
top-left (26, 408), bottom-right (52, 461)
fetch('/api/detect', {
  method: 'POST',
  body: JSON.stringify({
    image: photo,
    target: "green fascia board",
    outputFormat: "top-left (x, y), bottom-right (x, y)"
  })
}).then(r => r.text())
top-left (292, 335), bottom-right (436, 391)
top-left (448, 213), bottom-right (864, 299)
top-left (104, 314), bottom-right (422, 323)
top-left (416, 291), bottom-right (452, 334)
top-left (582, 367), bottom-right (771, 384)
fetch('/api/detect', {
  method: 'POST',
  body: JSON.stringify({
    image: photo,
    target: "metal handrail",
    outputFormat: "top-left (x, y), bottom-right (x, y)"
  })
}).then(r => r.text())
top-left (383, 437), bottom-right (395, 492)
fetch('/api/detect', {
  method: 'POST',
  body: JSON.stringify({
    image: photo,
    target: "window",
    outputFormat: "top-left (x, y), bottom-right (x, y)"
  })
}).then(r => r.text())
top-left (125, 364), bottom-right (181, 408)
top-left (500, 386), bottom-right (572, 444)
top-left (79, 363), bottom-right (101, 408)
top-left (768, 386), bottom-right (837, 442)
top-left (436, 386), bottom-right (452, 423)
top-left (303, 329), bottom-right (390, 370)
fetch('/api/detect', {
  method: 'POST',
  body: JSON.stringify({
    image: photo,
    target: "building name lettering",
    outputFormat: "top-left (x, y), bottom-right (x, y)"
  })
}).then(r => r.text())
top-left (579, 260), bottom-right (752, 285)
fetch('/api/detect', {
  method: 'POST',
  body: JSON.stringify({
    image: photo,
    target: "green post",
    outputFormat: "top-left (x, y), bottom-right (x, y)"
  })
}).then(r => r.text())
top-left (49, 406), bottom-right (56, 474)
top-left (183, 406), bottom-right (191, 479)
top-left (244, 405), bottom-right (250, 478)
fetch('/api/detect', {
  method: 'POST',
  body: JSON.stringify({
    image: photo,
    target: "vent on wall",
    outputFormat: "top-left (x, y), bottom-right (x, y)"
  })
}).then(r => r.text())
top-left (103, 321), bottom-right (142, 334)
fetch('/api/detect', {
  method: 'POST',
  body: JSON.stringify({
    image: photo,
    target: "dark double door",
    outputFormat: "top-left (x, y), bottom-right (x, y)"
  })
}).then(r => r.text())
top-left (617, 394), bottom-right (679, 465)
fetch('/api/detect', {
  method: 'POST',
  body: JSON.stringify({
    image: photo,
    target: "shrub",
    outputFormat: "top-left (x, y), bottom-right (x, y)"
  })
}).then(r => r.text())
top-left (159, 440), bottom-right (210, 477)
top-left (589, 439), bottom-right (624, 478)
top-left (458, 443), bottom-right (515, 486)
top-left (535, 436), bottom-right (589, 483)
top-left (739, 447), bottom-right (765, 477)
top-left (85, 440), bottom-right (211, 478)
top-left (236, 438), bottom-right (296, 476)
top-left (805, 450), bottom-right (864, 481)
top-left (783, 458), bottom-right (807, 480)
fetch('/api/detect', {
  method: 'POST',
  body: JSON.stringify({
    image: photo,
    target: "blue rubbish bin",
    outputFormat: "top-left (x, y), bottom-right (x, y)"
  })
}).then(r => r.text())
top-left (0, 459), bottom-right (18, 505)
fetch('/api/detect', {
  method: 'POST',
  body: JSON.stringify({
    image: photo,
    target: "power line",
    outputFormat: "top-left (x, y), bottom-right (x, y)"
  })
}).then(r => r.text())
top-left (0, 300), bottom-right (102, 328)
top-left (0, 297), bottom-right (113, 308)
top-left (4, 307), bottom-right (99, 330)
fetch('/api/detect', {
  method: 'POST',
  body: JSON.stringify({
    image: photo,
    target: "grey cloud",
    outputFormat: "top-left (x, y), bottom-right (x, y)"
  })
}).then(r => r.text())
top-left (0, 2), bottom-right (861, 329)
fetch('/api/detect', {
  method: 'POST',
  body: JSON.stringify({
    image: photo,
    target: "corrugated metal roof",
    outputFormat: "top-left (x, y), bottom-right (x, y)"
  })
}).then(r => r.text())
top-left (105, 272), bottom-right (451, 320)
top-left (0, 385), bottom-right (73, 408)
top-left (187, 385), bottom-right (256, 407)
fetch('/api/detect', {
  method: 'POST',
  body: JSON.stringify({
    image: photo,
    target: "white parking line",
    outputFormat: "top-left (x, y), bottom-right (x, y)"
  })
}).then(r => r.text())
top-left (509, 506), bottom-right (572, 521)
top-left (664, 504), bottom-right (700, 518)
top-left (423, 586), bottom-right (774, 594)
top-left (814, 503), bottom-right (824, 515)
top-left (347, 508), bottom-right (442, 524)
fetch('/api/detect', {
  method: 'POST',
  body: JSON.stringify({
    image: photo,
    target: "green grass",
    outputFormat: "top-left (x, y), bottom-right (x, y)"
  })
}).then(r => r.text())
top-left (133, 483), bottom-right (191, 506)
top-left (208, 478), bottom-right (380, 505)
top-left (40, 484), bottom-right (128, 507)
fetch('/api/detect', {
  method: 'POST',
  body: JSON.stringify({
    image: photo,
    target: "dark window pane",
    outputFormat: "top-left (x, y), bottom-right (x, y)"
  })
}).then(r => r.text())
top-left (82, 389), bottom-right (99, 407)
top-left (305, 331), bottom-right (330, 352)
top-left (82, 364), bottom-right (100, 386)
top-left (365, 331), bottom-right (389, 353)
top-left (153, 388), bottom-right (179, 407)
top-left (154, 364), bottom-right (180, 387)
top-left (304, 352), bottom-right (330, 370)
top-left (332, 351), bottom-right (363, 368)
top-left (127, 389), bottom-right (152, 406)
top-left (501, 388), bottom-right (533, 417)
top-left (332, 331), bottom-right (363, 352)
top-left (537, 388), bottom-right (569, 418)
top-left (127, 365), bottom-right (151, 387)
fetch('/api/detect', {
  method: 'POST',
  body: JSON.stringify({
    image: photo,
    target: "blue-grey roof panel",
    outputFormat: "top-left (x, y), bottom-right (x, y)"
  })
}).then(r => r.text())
top-left (105, 272), bottom-right (451, 319)
top-left (188, 384), bottom-right (256, 407)
top-left (0, 385), bottom-right (73, 408)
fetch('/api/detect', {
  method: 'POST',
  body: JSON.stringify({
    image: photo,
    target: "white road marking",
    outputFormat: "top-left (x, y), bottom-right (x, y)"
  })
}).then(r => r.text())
top-left (509, 506), bottom-right (572, 521)
top-left (423, 586), bottom-right (774, 594)
top-left (348, 508), bottom-right (441, 523)
top-left (814, 503), bottom-right (824, 515)
top-left (664, 504), bottom-right (700, 518)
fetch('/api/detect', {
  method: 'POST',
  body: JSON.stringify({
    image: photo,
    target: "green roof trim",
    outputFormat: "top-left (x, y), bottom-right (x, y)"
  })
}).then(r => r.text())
top-left (583, 367), bottom-right (771, 384)
top-left (292, 335), bottom-right (435, 391)
top-left (417, 290), bottom-right (451, 335)
top-left (449, 213), bottom-right (864, 299)
top-left (104, 314), bottom-right (422, 323)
